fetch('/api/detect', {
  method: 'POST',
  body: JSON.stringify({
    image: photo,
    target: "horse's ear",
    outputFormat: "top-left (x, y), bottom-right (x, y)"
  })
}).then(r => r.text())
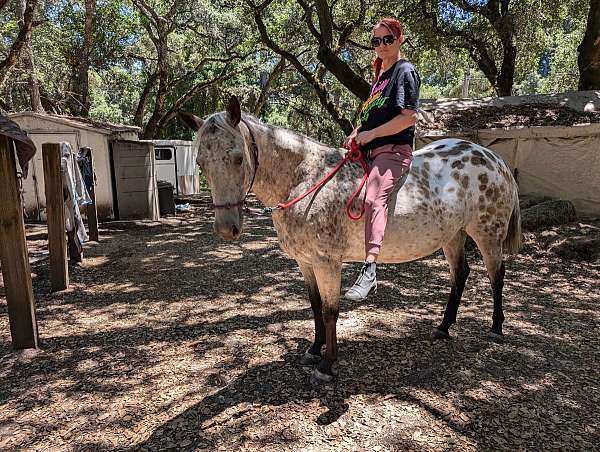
top-left (226, 95), bottom-right (241, 127)
top-left (178, 112), bottom-right (204, 131)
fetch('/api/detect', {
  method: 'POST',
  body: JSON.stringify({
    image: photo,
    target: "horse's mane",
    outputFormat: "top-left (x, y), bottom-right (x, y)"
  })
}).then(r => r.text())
top-left (200, 111), bottom-right (339, 154)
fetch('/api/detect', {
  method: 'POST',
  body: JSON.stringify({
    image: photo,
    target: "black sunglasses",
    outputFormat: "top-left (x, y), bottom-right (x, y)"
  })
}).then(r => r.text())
top-left (370, 34), bottom-right (396, 48)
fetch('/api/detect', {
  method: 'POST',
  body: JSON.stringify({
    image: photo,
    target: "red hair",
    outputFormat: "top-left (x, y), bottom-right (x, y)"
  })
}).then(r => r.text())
top-left (372, 18), bottom-right (404, 81)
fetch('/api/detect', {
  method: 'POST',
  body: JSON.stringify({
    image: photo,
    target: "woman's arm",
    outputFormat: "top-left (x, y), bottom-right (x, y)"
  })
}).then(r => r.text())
top-left (355, 109), bottom-right (417, 146)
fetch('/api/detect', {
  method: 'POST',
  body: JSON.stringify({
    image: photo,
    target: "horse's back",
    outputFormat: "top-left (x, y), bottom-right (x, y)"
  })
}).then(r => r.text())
top-left (399, 138), bottom-right (517, 220)
top-left (373, 138), bottom-right (519, 262)
top-left (278, 138), bottom-right (519, 264)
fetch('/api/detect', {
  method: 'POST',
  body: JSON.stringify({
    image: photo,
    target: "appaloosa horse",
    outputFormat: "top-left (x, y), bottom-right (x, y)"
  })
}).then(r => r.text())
top-left (179, 96), bottom-right (522, 385)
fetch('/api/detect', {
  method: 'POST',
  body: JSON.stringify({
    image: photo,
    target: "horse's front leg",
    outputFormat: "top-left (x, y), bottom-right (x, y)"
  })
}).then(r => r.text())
top-left (309, 257), bottom-right (342, 385)
top-left (297, 262), bottom-right (326, 365)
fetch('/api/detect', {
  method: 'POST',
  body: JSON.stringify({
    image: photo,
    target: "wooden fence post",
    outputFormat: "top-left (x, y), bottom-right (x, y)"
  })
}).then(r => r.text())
top-left (0, 135), bottom-right (39, 349)
top-left (42, 143), bottom-right (68, 292)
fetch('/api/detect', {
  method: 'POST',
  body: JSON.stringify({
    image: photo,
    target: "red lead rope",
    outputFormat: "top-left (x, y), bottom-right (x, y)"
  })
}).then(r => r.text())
top-left (273, 139), bottom-right (369, 220)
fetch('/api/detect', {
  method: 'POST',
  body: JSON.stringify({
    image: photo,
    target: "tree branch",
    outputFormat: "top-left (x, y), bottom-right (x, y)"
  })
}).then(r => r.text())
top-left (0, 0), bottom-right (36, 87)
top-left (296, 0), bottom-right (322, 42)
top-left (315, 0), bottom-right (334, 47)
top-left (247, 0), bottom-right (354, 132)
top-left (336, 0), bottom-right (366, 50)
top-left (134, 70), bottom-right (158, 127)
top-left (158, 67), bottom-right (240, 131)
top-left (167, 52), bottom-right (251, 90)
top-left (253, 56), bottom-right (287, 115)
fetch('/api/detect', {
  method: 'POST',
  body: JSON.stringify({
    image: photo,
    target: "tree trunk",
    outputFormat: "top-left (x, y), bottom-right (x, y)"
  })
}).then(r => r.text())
top-left (578, 0), bottom-right (600, 90)
top-left (142, 28), bottom-right (169, 139)
top-left (0, 0), bottom-right (36, 87)
top-left (492, 10), bottom-right (517, 96)
top-left (73, 0), bottom-right (95, 116)
top-left (134, 70), bottom-right (158, 127)
top-left (18, 0), bottom-right (43, 112)
top-left (420, 0), bottom-right (517, 97)
top-left (253, 57), bottom-right (286, 116)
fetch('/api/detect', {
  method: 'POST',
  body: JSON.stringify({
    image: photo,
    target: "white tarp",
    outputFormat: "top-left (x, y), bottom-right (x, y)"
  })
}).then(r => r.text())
top-left (175, 142), bottom-right (197, 177)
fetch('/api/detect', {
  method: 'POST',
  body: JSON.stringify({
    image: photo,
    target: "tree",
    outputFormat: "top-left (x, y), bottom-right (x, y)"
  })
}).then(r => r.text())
top-left (131, 0), bottom-right (253, 138)
top-left (578, 0), bottom-right (600, 90)
top-left (71, 0), bottom-right (96, 116)
top-left (414, 0), bottom-right (518, 96)
top-left (17, 0), bottom-right (43, 112)
top-left (246, 0), bottom-right (371, 133)
top-left (0, 0), bottom-right (589, 140)
top-left (0, 0), bottom-right (37, 87)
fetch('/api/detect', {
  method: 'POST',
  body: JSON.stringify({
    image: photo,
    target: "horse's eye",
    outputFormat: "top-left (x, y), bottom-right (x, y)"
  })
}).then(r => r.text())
top-left (234, 155), bottom-right (243, 166)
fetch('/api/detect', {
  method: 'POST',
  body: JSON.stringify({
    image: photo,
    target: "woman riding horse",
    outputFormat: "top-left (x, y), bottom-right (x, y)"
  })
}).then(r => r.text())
top-left (344, 17), bottom-right (421, 301)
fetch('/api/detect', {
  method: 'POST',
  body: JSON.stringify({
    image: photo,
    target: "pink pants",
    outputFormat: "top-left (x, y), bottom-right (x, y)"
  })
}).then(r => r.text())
top-left (364, 143), bottom-right (413, 256)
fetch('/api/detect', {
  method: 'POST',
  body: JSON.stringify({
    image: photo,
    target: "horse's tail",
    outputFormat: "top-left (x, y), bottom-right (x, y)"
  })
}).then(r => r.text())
top-left (503, 196), bottom-right (523, 255)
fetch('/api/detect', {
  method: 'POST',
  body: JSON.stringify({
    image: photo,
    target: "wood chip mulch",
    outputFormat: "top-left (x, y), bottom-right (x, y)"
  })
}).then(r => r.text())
top-left (1, 200), bottom-right (599, 451)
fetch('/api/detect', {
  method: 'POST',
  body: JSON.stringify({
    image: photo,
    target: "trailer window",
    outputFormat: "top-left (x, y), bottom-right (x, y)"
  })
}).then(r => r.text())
top-left (155, 148), bottom-right (173, 160)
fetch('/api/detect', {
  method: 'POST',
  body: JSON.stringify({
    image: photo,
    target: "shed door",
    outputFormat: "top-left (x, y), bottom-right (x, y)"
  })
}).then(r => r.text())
top-left (154, 146), bottom-right (178, 192)
top-left (111, 140), bottom-right (159, 220)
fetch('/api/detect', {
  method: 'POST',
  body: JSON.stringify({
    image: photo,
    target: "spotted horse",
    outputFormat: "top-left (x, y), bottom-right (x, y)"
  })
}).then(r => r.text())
top-left (179, 96), bottom-right (522, 386)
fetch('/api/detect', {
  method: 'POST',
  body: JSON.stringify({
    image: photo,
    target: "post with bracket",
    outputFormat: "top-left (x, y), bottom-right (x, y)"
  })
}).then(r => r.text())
top-left (0, 135), bottom-right (39, 349)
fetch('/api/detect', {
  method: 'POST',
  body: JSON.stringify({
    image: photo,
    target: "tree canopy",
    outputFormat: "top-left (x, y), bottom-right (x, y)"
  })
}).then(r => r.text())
top-left (0, 0), bottom-right (596, 143)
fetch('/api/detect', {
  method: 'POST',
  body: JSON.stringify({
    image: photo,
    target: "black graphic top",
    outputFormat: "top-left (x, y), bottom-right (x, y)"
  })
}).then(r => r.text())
top-left (358, 60), bottom-right (421, 152)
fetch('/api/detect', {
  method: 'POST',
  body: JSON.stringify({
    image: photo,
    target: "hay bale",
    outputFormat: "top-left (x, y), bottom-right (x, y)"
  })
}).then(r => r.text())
top-left (521, 200), bottom-right (577, 231)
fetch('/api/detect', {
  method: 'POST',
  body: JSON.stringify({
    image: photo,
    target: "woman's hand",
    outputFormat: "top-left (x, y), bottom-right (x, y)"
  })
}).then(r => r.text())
top-left (355, 130), bottom-right (376, 146)
top-left (343, 127), bottom-right (359, 149)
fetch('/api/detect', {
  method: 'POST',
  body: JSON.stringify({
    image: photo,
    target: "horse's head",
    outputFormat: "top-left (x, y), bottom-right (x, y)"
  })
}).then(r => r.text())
top-left (179, 96), bottom-right (254, 241)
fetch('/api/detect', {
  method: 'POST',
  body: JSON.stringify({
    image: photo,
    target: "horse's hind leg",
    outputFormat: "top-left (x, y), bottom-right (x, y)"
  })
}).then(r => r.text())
top-left (468, 233), bottom-right (506, 340)
top-left (431, 230), bottom-right (470, 340)
top-left (297, 262), bottom-right (326, 365)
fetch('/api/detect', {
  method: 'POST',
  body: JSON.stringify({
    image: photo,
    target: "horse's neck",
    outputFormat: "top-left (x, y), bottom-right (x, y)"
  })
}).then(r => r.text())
top-left (249, 121), bottom-right (307, 207)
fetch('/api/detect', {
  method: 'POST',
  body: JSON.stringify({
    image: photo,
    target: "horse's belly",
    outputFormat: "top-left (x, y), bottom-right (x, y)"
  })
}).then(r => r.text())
top-left (342, 200), bottom-right (465, 264)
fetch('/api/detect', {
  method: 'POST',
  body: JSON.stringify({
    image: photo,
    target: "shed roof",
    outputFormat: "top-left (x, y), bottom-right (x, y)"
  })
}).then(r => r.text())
top-left (9, 112), bottom-right (141, 135)
top-left (146, 139), bottom-right (193, 147)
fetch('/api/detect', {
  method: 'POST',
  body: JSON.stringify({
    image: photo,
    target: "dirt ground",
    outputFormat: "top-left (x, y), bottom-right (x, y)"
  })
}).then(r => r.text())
top-left (1, 198), bottom-right (599, 451)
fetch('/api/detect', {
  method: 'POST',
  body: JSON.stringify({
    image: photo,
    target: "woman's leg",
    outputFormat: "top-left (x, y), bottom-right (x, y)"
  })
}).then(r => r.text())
top-left (346, 148), bottom-right (411, 301)
top-left (364, 151), bottom-right (412, 259)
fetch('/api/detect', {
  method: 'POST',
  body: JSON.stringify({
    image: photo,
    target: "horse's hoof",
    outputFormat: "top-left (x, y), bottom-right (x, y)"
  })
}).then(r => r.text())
top-left (488, 331), bottom-right (504, 343)
top-left (430, 328), bottom-right (451, 341)
top-left (310, 369), bottom-right (334, 387)
top-left (300, 351), bottom-right (321, 366)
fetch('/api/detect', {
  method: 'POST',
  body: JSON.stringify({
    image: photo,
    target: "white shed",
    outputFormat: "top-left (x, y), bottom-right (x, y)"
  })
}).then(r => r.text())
top-left (9, 112), bottom-right (140, 220)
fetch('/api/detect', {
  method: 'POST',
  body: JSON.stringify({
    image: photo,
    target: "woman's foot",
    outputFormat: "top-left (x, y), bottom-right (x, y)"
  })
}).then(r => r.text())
top-left (344, 262), bottom-right (377, 301)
